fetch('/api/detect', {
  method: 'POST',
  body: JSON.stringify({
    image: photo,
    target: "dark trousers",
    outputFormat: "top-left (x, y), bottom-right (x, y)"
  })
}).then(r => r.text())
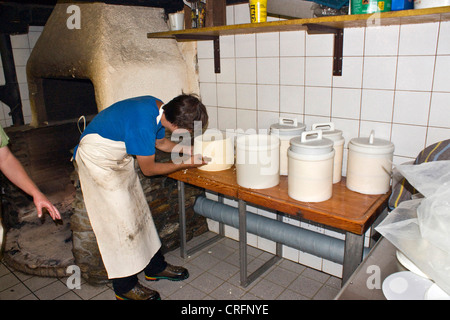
top-left (112, 249), bottom-right (167, 294)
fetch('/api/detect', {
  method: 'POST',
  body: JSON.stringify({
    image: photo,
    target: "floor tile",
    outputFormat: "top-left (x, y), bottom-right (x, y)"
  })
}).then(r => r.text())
top-left (189, 251), bottom-right (221, 271)
top-left (22, 276), bottom-right (58, 292)
top-left (33, 280), bottom-right (72, 300)
top-left (89, 288), bottom-right (116, 300)
top-left (73, 281), bottom-right (111, 300)
top-left (287, 275), bottom-right (323, 298)
top-left (302, 267), bottom-right (331, 283)
top-left (209, 282), bottom-right (247, 300)
top-left (55, 290), bottom-right (82, 300)
top-left (0, 231), bottom-right (341, 300)
top-left (313, 285), bottom-right (340, 300)
top-left (0, 273), bottom-right (20, 291)
top-left (190, 272), bottom-right (225, 294)
top-left (168, 283), bottom-right (208, 300)
top-left (0, 282), bottom-right (32, 300)
top-left (207, 260), bottom-right (239, 281)
top-left (264, 266), bottom-right (298, 288)
top-left (276, 289), bottom-right (310, 300)
top-left (248, 279), bottom-right (285, 300)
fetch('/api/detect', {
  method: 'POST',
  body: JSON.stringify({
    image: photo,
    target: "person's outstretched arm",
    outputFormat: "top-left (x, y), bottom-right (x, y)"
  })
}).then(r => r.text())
top-left (0, 146), bottom-right (61, 220)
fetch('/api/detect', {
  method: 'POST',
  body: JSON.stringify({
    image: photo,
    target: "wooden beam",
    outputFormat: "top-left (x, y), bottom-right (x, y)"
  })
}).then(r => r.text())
top-left (206, 0), bottom-right (226, 27)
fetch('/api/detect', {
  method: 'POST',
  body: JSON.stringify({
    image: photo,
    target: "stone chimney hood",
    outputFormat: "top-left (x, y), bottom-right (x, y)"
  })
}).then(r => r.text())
top-left (27, 2), bottom-right (198, 126)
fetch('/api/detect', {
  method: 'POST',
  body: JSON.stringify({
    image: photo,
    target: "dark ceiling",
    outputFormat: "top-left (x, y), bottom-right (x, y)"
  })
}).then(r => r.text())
top-left (0, 0), bottom-right (247, 34)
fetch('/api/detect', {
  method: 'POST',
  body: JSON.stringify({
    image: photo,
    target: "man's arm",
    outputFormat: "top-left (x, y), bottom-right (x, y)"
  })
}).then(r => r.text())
top-left (0, 146), bottom-right (61, 220)
top-left (154, 137), bottom-right (180, 153)
top-left (136, 153), bottom-right (205, 177)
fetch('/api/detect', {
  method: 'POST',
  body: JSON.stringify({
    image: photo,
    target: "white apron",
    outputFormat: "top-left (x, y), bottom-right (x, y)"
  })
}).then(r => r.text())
top-left (75, 133), bottom-right (161, 279)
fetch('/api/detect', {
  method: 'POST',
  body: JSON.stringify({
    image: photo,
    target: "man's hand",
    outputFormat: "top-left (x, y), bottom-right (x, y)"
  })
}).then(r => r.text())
top-left (186, 154), bottom-right (211, 167)
top-left (33, 191), bottom-right (61, 220)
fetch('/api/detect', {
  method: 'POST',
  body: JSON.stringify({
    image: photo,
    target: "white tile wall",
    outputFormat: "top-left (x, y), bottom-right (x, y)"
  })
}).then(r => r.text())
top-left (0, 26), bottom-right (43, 126)
top-left (199, 4), bottom-right (450, 277)
top-left (199, 4), bottom-right (450, 160)
top-left (1, 7), bottom-right (449, 278)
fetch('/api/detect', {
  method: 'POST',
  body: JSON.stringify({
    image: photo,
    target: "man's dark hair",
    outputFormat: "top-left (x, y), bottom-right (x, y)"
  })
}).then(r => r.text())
top-left (163, 94), bottom-right (208, 132)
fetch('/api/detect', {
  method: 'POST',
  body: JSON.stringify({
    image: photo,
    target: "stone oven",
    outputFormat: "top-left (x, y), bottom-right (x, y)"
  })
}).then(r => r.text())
top-left (27, 2), bottom-right (199, 125)
top-left (2, 1), bottom-right (208, 285)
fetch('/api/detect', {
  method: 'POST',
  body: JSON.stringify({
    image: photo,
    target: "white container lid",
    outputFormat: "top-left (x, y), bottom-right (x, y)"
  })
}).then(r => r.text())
top-left (270, 117), bottom-right (306, 136)
top-left (312, 122), bottom-right (344, 142)
top-left (349, 131), bottom-right (394, 155)
top-left (290, 130), bottom-right (334, 155)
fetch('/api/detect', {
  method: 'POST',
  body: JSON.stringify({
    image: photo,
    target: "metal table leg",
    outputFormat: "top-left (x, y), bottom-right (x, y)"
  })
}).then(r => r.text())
top-left (342, 231), bottom-right (365, 284)
top-left (178, 181), bottom-right (187, 259)
top-left (178, 184), bottom-right (279, 287)
top-left (238, 200), bottom-right (281, 287)
top-left (178, 180), bottom-right (223, 258)
top-left (238, 199), bottom-right (248, 287)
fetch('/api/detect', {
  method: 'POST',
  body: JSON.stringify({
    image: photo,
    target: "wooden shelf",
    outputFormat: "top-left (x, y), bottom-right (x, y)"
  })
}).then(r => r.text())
top-left (147, 6), bottom-right (450, 39)
top-left (147, 6), bottom-right (450, 76)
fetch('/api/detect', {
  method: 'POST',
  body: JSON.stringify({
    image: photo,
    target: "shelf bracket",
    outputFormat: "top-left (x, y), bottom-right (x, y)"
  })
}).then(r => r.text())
top-left (175, 34), bottom-right (220, 74)
top-left (305, 24), bottom-right (344, 76)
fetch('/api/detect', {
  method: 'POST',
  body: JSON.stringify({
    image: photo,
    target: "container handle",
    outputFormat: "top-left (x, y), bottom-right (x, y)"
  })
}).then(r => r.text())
top-left (301, 130), bottom-right (322, 142)
top-left (369, 130), bottom-right (375, 145)
top-left (312, 122), bottom-right (334, 132)
top-left (279, 117), bottom-right (298, 127)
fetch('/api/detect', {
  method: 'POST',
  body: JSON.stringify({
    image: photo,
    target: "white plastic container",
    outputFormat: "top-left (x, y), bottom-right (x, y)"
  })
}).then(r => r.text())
top-left (193, 129), bottom-right (234, 172)
top-left (312, 122), bottom-right (345, 184)
top-left (414, 0), bottom-right (450, 9)
top-left (288, 130), bottom-right (335, 202)
top-left (270, 117), bottom-right (306, 176)
top-left (346, 131), bottom-right (395, 195)
top-left (236, 134), bottom-right (280, 189)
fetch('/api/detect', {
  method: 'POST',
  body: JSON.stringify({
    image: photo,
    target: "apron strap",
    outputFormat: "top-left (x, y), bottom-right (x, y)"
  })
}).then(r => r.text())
top-left (77, 115), bottom-right (86, 134)
top-left (156, 104), bottom-right (165, 124)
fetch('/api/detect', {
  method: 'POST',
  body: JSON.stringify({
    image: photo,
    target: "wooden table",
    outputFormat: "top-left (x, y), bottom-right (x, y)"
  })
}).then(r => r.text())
top-left (168, 166), bottom-right (389, 287)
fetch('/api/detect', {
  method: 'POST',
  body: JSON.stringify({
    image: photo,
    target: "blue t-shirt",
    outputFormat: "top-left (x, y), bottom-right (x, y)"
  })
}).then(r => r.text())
top-left (74, 96), bottom-right (165, 158)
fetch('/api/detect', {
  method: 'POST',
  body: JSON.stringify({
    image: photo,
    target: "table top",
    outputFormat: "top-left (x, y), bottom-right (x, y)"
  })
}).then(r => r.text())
top-left (168, 166), bottom-right (390, 235)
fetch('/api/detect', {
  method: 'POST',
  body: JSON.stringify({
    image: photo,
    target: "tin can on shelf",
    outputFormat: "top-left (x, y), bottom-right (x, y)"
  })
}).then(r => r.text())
top-left (249, 0), bottom-right (268, 23)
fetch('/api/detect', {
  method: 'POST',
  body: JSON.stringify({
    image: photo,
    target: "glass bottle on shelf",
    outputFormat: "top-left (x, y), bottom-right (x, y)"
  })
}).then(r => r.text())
top-left (187, 0), bottom-right (206, 28)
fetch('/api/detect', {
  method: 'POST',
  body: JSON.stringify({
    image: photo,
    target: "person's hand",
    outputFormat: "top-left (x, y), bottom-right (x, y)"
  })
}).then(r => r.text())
top-left (33, 192), bottom-right (61, 220)
top-left (186, 154), bottom-right (211, 168)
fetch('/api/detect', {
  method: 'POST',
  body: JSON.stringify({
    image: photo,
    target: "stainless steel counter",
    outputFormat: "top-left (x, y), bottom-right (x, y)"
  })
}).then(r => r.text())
top-left (335, 237), bottom-right (408, 300)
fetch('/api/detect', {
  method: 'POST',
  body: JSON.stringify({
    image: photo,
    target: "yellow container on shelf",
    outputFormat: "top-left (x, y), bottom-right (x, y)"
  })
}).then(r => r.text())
top-left (249, 0), bottom-right (267, 23)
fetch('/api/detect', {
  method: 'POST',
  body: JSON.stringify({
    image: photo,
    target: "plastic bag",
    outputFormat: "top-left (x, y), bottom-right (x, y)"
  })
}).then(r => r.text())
top-left (417, 185), bottom-right (450, 255)
top-left (397, 160), bottom-right (450, 255)
top-left (376, 161), bottom-right (450, 295)
top-left (396, 160), bottom-right (450, 198)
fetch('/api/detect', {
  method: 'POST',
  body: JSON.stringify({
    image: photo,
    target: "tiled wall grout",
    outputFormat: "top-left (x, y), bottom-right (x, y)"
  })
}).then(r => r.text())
top-left (199, 4), bottom-right (450, 277)
top-left (1, 4), bottom-right (449, 279)
top-left (199, 4), bottom-right (450, 164)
